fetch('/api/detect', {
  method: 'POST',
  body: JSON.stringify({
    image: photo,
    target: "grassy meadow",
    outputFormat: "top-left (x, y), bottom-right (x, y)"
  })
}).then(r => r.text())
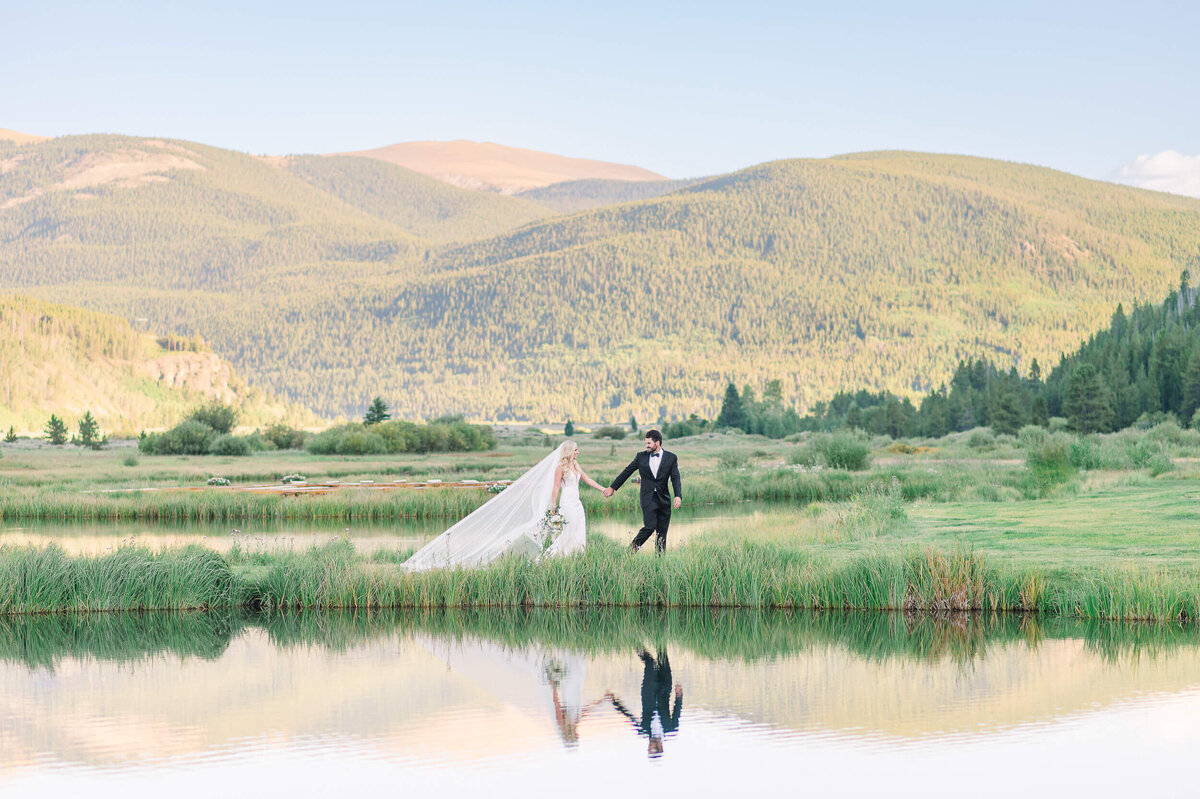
top-left (2, 424), bottom-right (1200, 620)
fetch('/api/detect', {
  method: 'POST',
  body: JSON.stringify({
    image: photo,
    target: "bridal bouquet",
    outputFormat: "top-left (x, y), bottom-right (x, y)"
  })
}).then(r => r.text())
top-left (539, 509), bottom-right (566, 547)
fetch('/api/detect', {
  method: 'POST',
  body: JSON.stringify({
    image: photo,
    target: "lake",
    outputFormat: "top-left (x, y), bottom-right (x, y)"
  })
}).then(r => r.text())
top-left (0, 609), bottom-right (1196, 797)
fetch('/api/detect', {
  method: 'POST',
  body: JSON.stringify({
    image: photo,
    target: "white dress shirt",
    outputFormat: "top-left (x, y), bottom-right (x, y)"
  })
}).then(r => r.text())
top-left (649, 451), bottom-right (662, 478)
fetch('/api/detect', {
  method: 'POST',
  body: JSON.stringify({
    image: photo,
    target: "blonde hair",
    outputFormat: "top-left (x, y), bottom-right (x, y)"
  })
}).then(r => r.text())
top-left (559, 440), bottom-right (579, 477)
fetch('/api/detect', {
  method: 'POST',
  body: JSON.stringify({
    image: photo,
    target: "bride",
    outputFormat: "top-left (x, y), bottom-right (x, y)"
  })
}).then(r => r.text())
top-left (403, 440), bottom-right (605, 571)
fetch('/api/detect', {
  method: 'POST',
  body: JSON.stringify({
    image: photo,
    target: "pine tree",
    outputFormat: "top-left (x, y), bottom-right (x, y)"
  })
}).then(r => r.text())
top-left (44, 414), bottom-right (68, 445)
top-left (73, 411), bottom-right (106, 450)
top-left (3, 426), bottom-right (15, 443)
top-left (715, 383), bottom-right (748, 431)
top-left (629, 415), bottom-right (638, 433)
top-left (363, 397), bottom-right (391, 426)
top-left (989, 388), bottom-right (1026, 435)
top-left (1064, 365), bottom-right (1114, 433)
top-left (564, 420), bottom-right (575, 437)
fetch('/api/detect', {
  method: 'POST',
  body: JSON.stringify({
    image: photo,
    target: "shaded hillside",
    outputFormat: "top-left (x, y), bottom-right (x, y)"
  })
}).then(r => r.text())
top-left (284, 155), bottom-right (552, 241)
top-left (516, 177), bottom-right (701, 213)
top-left (338, 139), bottom-right (666, 193)
top-left (0, 295), bottom-right (312, 434)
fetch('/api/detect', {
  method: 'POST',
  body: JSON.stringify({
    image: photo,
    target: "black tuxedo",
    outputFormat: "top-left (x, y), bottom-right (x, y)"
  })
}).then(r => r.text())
top-left (610, 449), bottom-right (682, 551)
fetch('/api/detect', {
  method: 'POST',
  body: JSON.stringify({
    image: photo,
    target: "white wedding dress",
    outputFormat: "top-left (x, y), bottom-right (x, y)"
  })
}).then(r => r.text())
top-left (403, 442), bottom-right (586, 571)
top-left (545, 468), bottom-right (586, 558)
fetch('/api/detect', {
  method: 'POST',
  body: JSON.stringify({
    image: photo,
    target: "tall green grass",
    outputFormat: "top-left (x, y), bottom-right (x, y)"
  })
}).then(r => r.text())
top-left (2, 536), bottom-right (1196, 621)
top-left (0, 465), bottom-right (981, 522)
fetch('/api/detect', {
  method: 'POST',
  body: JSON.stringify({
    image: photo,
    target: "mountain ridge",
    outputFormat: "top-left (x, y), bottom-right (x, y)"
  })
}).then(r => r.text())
top-left (336, 139), bottom-right (666, 194)
top-left (4, 133), bottom-right (1199, 421)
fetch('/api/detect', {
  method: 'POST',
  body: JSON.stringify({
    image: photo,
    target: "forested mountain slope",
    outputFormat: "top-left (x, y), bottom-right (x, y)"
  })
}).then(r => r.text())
top-left (0, 134), bottom-right (419, 290)
top-left (354, 152), bottom-right (1200, 419)
top-left (0, 295), bottom-right (310, 434)
top-left (5, 136), bottom-right (1199, 422)
top-left (515, 177), bottom-right (701, 213)
top-left (284, 155), bottom-right (553, 241)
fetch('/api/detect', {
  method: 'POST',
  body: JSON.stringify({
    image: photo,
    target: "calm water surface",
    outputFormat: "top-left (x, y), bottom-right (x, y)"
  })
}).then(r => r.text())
top-left (0, 609), bottom-right (1197, 797)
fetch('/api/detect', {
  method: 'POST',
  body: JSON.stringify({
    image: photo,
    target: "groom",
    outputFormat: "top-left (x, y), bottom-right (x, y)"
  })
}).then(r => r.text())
top-left (604, 429), bottom-right (682, 552)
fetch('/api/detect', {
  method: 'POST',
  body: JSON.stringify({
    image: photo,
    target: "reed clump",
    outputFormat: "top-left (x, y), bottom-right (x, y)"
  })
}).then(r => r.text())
top-left (2, 537), bottom-right (1196, 621)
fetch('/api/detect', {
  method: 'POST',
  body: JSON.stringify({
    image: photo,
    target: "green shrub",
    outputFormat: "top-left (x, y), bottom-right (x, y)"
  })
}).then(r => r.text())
top-left (1017, 425), bottom-right (1048, 450)
top-left (717, 450), bottom-right (750, 469)
top-left (824, 432), bottom-right (872, 470)
top-left (1024, 432), bottom-right (1077, 494)
top-left (1146, 420), bottom-right (1185, 445)
top-left (786, 443), bottom-right (821, 467)
top-left (1047, 417), bottom-right (1070, 433)
top-left (188, 400), bottom-right (238, 435)
top-left (967, 428), bottom-right (995, 450)
top-left (209, 434), bottom-right (251, 457)
top-left (240, 432), bottom-right (275, 452)
top-left (591, 426), bottom-right (627, 440)
top-left (153, 420), bottom-right (215, 455)
top-left (343, 430), bottom-right (388, 455)
top-left (122, 453), bottom-right (139, 467)
top-left (1149, 451), bottom-right (1176, 477)
top-left (262, 423), bottom-right (308, 450)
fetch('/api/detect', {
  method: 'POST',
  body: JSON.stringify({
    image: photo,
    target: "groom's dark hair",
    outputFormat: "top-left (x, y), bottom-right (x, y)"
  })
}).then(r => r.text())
top-left (645, 429), bottom-right (663, 443)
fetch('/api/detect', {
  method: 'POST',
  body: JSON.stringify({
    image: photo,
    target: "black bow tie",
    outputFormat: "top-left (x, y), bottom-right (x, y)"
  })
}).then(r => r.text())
top-left (649, 452), bottom-right (661, 458)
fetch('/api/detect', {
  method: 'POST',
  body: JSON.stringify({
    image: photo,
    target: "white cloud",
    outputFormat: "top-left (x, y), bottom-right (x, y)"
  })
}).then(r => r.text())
top-left (1113, 150), bottom-right (1200, 198)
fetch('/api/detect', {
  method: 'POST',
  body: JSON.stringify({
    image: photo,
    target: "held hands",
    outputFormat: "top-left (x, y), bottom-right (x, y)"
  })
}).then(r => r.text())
top-left (602, 487), bottom-right (614, 498)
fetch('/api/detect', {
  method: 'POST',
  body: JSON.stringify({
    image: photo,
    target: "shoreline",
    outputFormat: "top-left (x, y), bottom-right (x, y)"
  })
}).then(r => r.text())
top-left (2, 537), bottom-right (1195, 622)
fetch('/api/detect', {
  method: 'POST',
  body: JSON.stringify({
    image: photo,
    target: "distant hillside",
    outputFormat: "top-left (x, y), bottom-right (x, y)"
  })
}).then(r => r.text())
top-left (284, 155), bottom-right (552, 241)
top-left (515, 177), bottom-right (701, 213)
top-left (0, 128), bottom-right (47, 145)
top-left (0, 295), bottom-right (313, 435)
top-left (338, 140), bottom-right (666, 194)
top-left (0, 133), bottom-right (418, 290)
top-left (6, 136), bottom-right (1200, 422)
top-left (244, 152), bottom-right (1198, 420)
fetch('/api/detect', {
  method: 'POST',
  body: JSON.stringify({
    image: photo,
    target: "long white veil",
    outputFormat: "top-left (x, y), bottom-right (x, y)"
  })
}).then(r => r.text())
top-left (403, 442), bottom-right (566, 571)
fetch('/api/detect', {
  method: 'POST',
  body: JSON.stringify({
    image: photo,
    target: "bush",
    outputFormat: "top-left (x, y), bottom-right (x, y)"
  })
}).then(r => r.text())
top-left (240, 432), bottom-right (275, 452)
top-left (262, 423), bottom-right (308, 450)
top-left (1146, 420), bottom-right (1185, 445)
top-left (188, 400), bottom-right (238, 435)
top-left (824, 432), bottom-right (872, 470)
top-left (1017, 425), bottom-right (1048, 450)
top-left (1047, 417), bottom-right (1070, 433)
top-left (1024, 432), bottom-right (1077, 494)
top-left (717, 450), bottom-right (750, 469)
top-left (122, 453), bottom-right (139, 467)
top-left (967, 428), bottom-right (995, 450)
top-left (1149, 451), bottom-right (1176, 477)
top-left (592, 426), bottom-right (627, 440)
top-left (153, 420), bottom-right (215, 455)
top-left (791, 432), bottom-right (872, 471)
top-left (209, 434), bottom-right (251, 457)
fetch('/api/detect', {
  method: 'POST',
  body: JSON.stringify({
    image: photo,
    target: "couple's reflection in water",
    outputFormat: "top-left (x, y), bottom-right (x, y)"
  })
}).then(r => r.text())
top-left (546, 644), bottom-right (683, 757)
top-left (419, 633), bottom-right (682, 757)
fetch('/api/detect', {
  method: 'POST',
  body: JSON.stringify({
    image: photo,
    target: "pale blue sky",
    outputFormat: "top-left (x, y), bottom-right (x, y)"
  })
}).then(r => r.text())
top-left (3, 1), bottom-right (1197, 184)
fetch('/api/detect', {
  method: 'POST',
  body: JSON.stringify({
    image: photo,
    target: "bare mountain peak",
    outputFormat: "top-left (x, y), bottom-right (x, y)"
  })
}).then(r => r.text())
top-left (335, 139), bottom-right (665, 194)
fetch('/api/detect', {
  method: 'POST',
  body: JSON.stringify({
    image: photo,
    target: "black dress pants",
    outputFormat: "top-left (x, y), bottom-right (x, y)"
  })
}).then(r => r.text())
top-left (632, 501), bottom-right (672, 552)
